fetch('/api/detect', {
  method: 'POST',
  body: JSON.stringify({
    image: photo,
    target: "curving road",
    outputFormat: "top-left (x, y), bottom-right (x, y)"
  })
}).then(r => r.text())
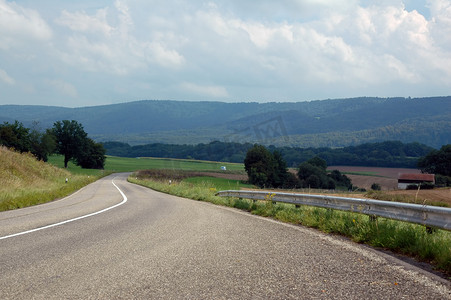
top-left (1, 173), bottom-right (450, 299)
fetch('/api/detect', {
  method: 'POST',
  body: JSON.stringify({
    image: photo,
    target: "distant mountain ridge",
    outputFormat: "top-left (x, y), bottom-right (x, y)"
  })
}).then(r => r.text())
top-left (0, 97), bottom-right (449, 148)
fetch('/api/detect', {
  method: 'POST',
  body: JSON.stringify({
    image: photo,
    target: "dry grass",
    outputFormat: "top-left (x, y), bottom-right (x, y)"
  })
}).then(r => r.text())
top-left (0, 146), bottom-right (98, 211)
top-left (1, 146), bottom-right (69, 188)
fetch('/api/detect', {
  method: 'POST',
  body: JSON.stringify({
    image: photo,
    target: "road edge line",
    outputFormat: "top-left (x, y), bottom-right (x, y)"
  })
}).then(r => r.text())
top-left (0, 179), bottom-right (128, 241)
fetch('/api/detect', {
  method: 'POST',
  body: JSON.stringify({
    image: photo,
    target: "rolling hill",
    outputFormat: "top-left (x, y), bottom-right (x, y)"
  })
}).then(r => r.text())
top-left (0, 96), bottom-right (449, 148)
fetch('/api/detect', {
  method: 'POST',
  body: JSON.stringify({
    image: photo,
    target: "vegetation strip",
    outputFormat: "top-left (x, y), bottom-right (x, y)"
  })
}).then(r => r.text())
top-left (129, 171), bottom-right (451, 276)
top-left (216, 190), bottom-right (451, 231)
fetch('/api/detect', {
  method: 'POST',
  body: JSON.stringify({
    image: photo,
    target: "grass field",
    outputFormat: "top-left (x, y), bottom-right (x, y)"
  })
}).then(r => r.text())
top-left (47, 155), bottom-right (245, 173)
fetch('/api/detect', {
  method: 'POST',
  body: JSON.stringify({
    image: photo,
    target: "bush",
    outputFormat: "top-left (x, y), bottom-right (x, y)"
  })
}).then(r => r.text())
top-left (371, 183), bottom-right (381, 190)
top-left (435, 174), bottom-right (451, 187)
top-left (244, 145), bottom-right (290, 188)
top-left (406, 183), bottom-right (434, 190)
top-left (282, 173), bottom-right (301, 189)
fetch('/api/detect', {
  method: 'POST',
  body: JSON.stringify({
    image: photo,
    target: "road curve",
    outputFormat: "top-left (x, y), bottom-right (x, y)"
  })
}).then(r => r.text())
top-left (0, 173), bottom-right (449, 299)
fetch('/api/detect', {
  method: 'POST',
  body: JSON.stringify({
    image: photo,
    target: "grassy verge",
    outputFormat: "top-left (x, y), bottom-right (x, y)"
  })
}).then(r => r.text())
top-left (0, 150), bottom-right (108, 212)
top-left (184, 176), bottom-right (254, 191)
top-left (0, 175), bottom-right (99, 211)
top-left (129, 170), bottom-right (451, 276)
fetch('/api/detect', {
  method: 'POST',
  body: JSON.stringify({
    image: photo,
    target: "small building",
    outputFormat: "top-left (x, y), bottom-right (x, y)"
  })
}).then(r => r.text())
top-left (397, 173), bottom-right (435, 190)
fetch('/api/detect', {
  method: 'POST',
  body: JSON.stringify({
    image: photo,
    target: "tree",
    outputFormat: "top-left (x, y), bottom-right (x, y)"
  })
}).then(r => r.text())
top-left (243, 145), bottom-right (293, 188)
top-left (298, 161), bottom-right (325, 181)
top-left (0, 121), bottom-right (56, 161)
top-left (29, 128), bottom-right (56, 162)
top-left (271, 150), bottom-right (288, 187)
top-left (306, 156), bottom-right (327, 170)
top-left (244, 145), bottom-right (275, 188)
top-left (0, 121), bottom-right (30, 152)
top-left (328, 170), bottom-right (352, 189)
top-left (418, 144), bottom-right (451, 177)
top-left (298, 157), bottom-right (353, 190)
top-left (75, 138), bottom-right (106, 169)
top-left (52, 120), bottom-right (88, 168)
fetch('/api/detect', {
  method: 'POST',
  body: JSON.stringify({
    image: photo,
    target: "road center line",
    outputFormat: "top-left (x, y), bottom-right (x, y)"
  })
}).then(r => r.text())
top-left (0, 179), bottom-right (128, 241)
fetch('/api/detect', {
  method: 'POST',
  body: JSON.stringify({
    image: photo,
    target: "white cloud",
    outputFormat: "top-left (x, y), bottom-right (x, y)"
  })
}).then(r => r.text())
top-left (56, 9), bottom-right (113, 36)
top-left (234, 21), bottom-right (293, 48)
top-left (0, 0), bottom-right (450, 106)
top-left (0, 69), bottom-right (15, 85)
top-left (0, 0), bottom-right (52, 50)
top-left (54, 1), bottom-right (185, 75)
top-left (46, 79), bottom-right (78, 98)
top-left (145, 42), bottom-right (185, 68)
top-left (428, 0), bottom-right (451, 46)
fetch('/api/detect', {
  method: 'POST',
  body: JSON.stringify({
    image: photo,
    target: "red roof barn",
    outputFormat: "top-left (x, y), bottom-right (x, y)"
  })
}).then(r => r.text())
top-left (397, 173), bottom-right (435, 189)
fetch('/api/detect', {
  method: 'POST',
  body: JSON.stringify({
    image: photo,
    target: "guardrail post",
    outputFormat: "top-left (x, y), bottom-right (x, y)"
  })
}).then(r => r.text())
top-left (369, 215), bottom-right (377, 223)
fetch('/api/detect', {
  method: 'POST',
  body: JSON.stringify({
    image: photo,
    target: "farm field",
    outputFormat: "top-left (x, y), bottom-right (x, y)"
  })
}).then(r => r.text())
top-left (329, 166), bottom-right (450, 205)
top-left (48, 155), bottom-right (245, 174)
top-left (328, 166), bottom-right (421, 190)
top-left (106, 156), bottom-right (245, 172)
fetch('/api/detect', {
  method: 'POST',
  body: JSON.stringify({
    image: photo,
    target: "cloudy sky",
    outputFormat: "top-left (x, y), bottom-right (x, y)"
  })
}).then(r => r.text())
top-left (1, 0), bottom-right (450, 107)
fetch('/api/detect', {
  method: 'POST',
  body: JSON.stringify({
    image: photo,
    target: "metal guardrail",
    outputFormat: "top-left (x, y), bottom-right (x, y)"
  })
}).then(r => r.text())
top-left (216, 190), bottom-right (451, 231)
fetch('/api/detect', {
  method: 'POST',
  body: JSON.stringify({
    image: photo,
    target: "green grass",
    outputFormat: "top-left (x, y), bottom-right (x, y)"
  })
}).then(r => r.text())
top-left (103, 155), bottom-right (245, 173)
top-left (183, 176), bottom-right (253, 191)
top-left (49, 154), bottom-right (245, 173)
top-left (47, 155), bottom-right (110, 176)
top-left (130, 173), bottom-right (451, 276)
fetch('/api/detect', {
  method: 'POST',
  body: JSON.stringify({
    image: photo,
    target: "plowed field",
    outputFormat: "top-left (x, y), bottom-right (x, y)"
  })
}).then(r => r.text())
top-left (329, 166), bottom-right (450, 205)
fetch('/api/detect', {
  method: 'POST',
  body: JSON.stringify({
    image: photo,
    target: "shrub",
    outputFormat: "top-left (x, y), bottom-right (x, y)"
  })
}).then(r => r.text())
top-left (435, 174), bottom-right (451, 187)
top-left (406, 183), bottom-right (434, 190)
top-left (371, 183), bottom-right (381, 190)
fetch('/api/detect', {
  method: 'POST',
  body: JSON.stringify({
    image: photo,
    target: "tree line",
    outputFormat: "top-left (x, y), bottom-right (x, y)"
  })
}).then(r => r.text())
top-left (244, 145), bottom-right (352, 190)
top-left (418, 144), bottom-right (451, 187)
top-left (104, 140), bottom-right (434, 168)
top-left (0, 120), bottom-right (105, 169)
top-left (244, 143), bottom-right (451, 190)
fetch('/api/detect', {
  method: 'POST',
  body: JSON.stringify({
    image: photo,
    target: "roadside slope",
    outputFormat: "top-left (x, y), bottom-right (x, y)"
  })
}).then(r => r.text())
top-left (0, 146), bottom-right (96, 211)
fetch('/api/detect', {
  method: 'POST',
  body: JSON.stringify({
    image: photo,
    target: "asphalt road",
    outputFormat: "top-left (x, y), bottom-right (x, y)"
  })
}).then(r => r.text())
top-left (1, 173), bottom-right (450, 299)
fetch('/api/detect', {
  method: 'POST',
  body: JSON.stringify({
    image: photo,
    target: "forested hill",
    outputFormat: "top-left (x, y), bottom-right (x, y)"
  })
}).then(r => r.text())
top-left (1, 96), bottom-right (449, 148)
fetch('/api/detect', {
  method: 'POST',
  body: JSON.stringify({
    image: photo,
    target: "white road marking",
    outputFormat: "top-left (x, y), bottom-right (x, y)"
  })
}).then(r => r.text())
top-left (0, 179), bottom-right (127, 241)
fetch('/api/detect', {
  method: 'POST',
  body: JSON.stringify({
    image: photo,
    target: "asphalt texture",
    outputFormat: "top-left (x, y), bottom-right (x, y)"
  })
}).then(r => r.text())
top-left (1, 173), bottom-right (450, 299)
